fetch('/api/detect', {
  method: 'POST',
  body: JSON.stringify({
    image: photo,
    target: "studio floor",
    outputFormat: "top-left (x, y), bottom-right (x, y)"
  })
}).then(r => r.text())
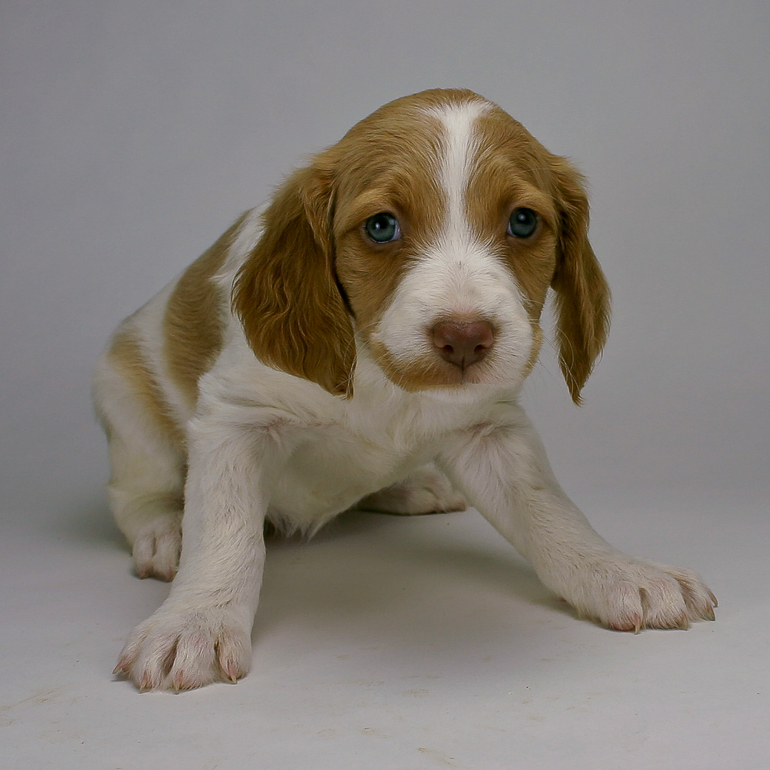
top-left (2, 491), bottom-right (768, 769)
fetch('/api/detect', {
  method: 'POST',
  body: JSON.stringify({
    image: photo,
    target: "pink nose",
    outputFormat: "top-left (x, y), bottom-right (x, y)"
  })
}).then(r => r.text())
top-left (432, 320), bottom-right (494, 368)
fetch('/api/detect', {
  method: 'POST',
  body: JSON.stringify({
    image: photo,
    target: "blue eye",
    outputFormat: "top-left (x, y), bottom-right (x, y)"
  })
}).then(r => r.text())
top-left (508, 208), bottom-right (538, 238)
top-left (365, 213), bottom-right (400, 244)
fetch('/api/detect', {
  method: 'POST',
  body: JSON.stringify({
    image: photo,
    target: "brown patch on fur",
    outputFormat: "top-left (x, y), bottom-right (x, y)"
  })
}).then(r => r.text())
top-left (107, 326), bottom-right (185, 446)
top-left (466, 104), bottom-right (610, 403)
top-left (331, 101), bottom-right (450, 348)
top-left (164, 215), bottom-right (245, 406)
top-left (547, 157), bottom-right (611, 403)
top-left (524, 324), bottom-right (544, 377)
top-left (466, 113), bottom-right (559, 322)
top-left (232, 165), bottom-right (357, 397)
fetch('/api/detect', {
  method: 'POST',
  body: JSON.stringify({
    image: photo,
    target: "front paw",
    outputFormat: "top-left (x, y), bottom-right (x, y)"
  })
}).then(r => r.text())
top-left (114, 607), bottom-right (252, 691)
top-left (565, 556), bottom-right (717, 632)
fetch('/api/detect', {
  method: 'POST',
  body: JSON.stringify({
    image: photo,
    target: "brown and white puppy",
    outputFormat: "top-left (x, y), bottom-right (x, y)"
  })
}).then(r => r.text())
top-left (93, 88), bottom-right (716, 692)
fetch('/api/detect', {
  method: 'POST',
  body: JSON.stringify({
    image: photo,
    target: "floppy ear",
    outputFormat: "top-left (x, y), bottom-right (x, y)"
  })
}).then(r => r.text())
top-left (549, 157), bottom-right (611, 404)
top-left (232, 161), bottom-right (356, 397)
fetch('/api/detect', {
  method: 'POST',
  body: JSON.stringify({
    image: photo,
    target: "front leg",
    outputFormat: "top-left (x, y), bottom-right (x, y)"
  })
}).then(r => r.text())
top-left (438, 407), bottom-right (716, 632)
top-left (114, 407), bottom-right (285, 691)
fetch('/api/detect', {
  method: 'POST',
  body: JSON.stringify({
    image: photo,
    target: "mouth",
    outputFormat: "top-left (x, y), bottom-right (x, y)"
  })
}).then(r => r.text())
top-left (368, 337), bottom-right (503, 392)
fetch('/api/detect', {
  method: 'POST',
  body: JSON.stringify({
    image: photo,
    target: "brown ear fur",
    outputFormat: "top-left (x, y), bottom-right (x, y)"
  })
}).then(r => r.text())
top-left (549, 157), bottom-right (611, 404)
top-left (232, 162), bottom-right (356, 397)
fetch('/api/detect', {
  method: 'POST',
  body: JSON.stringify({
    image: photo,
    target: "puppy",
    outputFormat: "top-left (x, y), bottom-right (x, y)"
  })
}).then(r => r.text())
top-left (94, 88), bottom-right (716, 691)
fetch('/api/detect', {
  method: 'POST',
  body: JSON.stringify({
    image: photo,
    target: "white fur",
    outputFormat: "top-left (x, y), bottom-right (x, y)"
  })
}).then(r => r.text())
top-left (96, 97), bottom-right (716, 692)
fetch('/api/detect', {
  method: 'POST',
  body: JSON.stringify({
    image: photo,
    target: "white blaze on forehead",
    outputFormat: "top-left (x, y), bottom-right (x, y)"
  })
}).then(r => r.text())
top-left (424, 99), bottom-right (490, 236)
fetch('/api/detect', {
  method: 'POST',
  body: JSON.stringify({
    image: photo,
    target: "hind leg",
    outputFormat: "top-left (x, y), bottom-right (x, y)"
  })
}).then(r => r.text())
top-left (94, 347), bottom-right (186, 582)
top-left (356, 462), bottom-right (466, 515)
top-left (106, 440), bottom-right (184, 581)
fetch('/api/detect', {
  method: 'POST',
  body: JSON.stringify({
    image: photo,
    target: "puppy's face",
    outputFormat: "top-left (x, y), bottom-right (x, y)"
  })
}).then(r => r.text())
top-left (234, 89), bottom-right (609, 402)
top-left (330, 96), bottom-right (561, 392)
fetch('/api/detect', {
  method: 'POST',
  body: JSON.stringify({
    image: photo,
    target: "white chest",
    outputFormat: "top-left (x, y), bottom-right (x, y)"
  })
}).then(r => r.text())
top-left (267, 413), bottom-right (445, 528)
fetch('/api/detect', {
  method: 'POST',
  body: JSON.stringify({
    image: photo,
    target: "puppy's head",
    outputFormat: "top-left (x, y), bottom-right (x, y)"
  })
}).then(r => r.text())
top-left (233, 89), bottom-right (610, 403)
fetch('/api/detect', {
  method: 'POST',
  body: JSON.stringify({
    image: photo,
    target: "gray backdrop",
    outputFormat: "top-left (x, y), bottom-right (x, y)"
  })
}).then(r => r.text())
top-left (2, 0), bottom-right (768, 523)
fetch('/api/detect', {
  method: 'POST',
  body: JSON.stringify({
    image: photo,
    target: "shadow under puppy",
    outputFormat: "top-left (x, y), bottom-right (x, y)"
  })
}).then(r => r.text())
top-left (93, 88), bottom-right (716, 692)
